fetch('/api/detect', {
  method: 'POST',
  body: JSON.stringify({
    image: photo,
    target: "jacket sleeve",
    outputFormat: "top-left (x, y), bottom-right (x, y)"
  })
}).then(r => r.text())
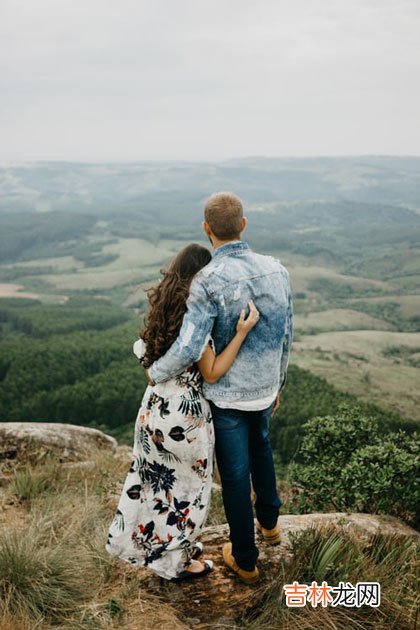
top-left (279, 272), bottom-right (293, 392)
top-left (149, 276), bottom-right (218, 384)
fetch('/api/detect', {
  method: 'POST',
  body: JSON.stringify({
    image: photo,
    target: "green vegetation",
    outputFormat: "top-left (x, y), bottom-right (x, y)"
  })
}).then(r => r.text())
top-left (1, 447), bottom-right (418, 628)
top-left (0, 211), bottom-right (97, 263)
top-left (288, 406), bottom-right (419, 527)
top-left (1, 298), bottom-right (416, 464)
top-left (0, 451), bottom-right (186, 629)
top-left (307, 277), bottom-right (387, 300)
top-left (0, 298), bottom-right (417, 470)
top-left (0, 295), bottom-right (131, 338)
top-left (291, 329), bottom-right (420, 422)
top-left (271, 367), bottom-right (417, 464)
top-left (244, 526), bottom-right (419, 630)
top-left (382, 344), bottom-right (420, 368)
top-left (349, 299), bottom-right (420, 332)
top-left (0, 302), bottom-right (148, 430)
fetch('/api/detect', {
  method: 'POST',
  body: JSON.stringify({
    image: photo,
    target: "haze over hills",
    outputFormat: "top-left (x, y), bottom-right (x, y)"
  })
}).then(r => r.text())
top-left (1, 156), bottom-right (420, 214)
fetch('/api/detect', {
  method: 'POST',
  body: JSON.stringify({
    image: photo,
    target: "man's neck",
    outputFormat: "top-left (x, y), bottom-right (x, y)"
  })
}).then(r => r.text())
top-left (212, 237), bottom-right (241, 250)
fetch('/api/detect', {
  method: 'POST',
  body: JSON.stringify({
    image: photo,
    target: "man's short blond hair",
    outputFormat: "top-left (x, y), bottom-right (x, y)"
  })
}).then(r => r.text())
top-left (204, 192), bottom-right (244, 240)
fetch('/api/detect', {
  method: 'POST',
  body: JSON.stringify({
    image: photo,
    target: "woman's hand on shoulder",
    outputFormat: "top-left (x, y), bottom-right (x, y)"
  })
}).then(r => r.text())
top-left (146, 368), bottom-right (155, 386)
top-left (236, 300), bottom-right (260, 336)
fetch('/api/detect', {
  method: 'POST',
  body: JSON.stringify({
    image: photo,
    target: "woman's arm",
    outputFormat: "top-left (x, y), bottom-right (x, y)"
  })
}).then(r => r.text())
top-left (197, 301), bottom-right (259, 384)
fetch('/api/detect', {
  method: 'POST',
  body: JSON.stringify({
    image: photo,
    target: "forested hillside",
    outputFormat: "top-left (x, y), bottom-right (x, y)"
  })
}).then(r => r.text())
top-left (0, 298), bottom-right (415, 467)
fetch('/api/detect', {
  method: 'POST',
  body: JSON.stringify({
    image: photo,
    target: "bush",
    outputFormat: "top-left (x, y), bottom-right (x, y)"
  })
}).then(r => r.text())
top-left (341, 436), bottom-right (419, 523)
top-left (288, 405), bottom-right (420, 527)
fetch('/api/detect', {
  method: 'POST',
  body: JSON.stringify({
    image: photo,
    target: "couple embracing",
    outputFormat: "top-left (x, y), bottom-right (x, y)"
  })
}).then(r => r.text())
top-left (106, 192), bottom-right (293, 584)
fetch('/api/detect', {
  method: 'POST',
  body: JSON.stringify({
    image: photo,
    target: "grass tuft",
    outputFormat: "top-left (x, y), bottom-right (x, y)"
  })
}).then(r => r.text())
top-left (243, 525), bottom-right (419, 630)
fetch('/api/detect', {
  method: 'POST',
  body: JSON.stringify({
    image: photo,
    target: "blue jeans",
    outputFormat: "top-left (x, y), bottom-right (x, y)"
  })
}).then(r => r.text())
top-left (209, 400), bottom-right (281, 571)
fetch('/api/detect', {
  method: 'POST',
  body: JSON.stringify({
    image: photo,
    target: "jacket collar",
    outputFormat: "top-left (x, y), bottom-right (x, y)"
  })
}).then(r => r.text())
top-left (212, 240), bottom-right (250, 260)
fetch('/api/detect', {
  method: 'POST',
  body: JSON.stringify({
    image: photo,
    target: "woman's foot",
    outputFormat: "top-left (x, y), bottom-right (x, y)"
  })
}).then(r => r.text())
top-left (186, 559), bottom-right (207, 573)
top-left (171, 559), bottom-right (213, 582)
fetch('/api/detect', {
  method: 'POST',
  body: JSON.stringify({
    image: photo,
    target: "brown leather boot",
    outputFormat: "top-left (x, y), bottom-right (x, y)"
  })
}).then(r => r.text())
top-left (222, 543), bottom-right (260, 584)
top-left (256, 520), bottom-right (281, 545)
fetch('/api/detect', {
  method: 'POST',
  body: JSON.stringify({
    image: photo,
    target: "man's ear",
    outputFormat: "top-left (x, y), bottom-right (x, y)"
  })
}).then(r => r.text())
top-left (202, 221), bottom-right (212, 238)
top-left (202, 221), bottom-right (214, 246)
top-left (240, 216), bottom-right (248, 233)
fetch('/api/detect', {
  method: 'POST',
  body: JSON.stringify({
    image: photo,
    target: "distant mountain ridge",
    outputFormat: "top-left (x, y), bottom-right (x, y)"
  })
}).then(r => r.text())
top-left (1, 156), bottom-right (420, 214)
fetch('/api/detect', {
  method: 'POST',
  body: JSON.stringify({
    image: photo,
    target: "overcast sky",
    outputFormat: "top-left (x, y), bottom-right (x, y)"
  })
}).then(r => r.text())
top-left (1, 0), bottom-right (419, 161)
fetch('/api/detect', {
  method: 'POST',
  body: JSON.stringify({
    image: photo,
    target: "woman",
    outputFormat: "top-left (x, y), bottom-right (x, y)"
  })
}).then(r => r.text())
top-left (105, 243), bottom-right (259, 581)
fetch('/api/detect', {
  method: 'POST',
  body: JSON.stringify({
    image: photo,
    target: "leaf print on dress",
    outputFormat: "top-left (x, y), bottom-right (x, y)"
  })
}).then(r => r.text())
top-left (168, 426), bottom-right (186, 442)
top-left (137, 425), bottom-right (151, 454)
top-left (191, 487), bottom-right (206, 510)
top-left (145, 541), bottom-right (171, 565)
top-left (191, 458), bottom-right (208, 479)
top-left (126, 485), bottom-right (142, 500)
top-left (178, 387), bottom-right (203, 417)
top-left (138, 456), bottom-right (151, 485)
top-left (131, 520), bottom-right (175, 567)
top-left (175, 364), bottom-right (201, 389)
top-left (131, 520), bottom-right (155, 555)
top-left (147, 393), bottom-right (170, 418)
top-left (154, 496), bottom-right (195, 534)
top-left (129, 455), bottom-right (150, 486)
top-left (105, 353), bottom-right (215, 581)
top-left (148, 461), bottom-right (176, 494)
top-left (179, 539), bottom-right (194, 566)
top-left (149, 427), bottom-right (182, 464)
top-left (111, 508), bottom-right (125, 532)
top-left (168, 423), bottom-right (202, 444)
top-left (128, 457), bottom-right (140, 473)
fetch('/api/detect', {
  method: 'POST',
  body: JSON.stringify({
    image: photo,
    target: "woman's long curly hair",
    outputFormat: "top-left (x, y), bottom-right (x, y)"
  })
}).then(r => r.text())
top-left (139, 243), bottom-right (212, 369)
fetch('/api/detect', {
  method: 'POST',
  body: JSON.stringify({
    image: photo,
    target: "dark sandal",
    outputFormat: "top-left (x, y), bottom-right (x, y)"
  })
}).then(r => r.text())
top-left (171, 559), bottom-right (213, 582)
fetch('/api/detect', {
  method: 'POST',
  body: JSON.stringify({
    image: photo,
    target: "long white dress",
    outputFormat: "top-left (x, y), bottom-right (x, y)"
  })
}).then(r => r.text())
top-left (105, 339), bottom-right (215, 580)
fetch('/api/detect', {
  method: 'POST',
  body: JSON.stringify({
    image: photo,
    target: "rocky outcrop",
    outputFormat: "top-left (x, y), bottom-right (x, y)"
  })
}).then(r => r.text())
top-left (128, 513), bottom-right (420, 629)
top-left (0, 422), bottom-right (117, 464)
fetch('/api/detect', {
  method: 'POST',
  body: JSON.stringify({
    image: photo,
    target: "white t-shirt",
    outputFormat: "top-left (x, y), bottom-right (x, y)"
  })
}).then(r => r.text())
top-left (210, 389), bottom-right (278, 411)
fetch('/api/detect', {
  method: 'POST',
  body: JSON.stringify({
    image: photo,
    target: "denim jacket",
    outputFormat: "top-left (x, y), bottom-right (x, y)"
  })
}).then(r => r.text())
top-left (149, 240), bottom-right (293, 402)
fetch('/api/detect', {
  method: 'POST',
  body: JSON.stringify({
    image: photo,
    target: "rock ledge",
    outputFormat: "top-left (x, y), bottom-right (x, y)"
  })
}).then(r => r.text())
top-left (0, 422), bottom-right (117, 463)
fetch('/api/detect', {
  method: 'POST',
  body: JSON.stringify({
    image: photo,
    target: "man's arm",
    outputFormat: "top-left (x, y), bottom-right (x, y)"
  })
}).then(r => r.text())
top-left (279, 272), bottom-right (293, 393)
top-left (197, 301), bottom-right (259, 384)
top-left (149, 275), bottom-right (218, 384)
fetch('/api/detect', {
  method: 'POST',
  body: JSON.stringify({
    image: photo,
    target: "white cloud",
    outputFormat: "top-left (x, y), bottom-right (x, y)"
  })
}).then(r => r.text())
top-left (0, 0), bottom-right (419, 160)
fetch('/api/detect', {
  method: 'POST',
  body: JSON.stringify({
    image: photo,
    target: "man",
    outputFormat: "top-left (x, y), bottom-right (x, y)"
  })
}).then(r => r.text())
top-left (149, 192), bottom-right (293, 584)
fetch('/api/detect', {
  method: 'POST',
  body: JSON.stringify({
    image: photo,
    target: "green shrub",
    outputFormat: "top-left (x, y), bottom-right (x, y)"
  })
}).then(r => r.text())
top-left (340, 435), bottom-right (419, 522)
top-left (288, 405), bottom-right (419, 527)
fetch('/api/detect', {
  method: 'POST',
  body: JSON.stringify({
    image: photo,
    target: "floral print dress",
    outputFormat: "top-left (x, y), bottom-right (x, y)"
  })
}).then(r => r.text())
top-left (105, 339), bottom-right (215, 580)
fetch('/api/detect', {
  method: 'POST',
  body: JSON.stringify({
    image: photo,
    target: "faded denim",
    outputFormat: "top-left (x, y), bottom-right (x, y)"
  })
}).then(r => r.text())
top-left (149, 240), bottom-right (293, 402)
